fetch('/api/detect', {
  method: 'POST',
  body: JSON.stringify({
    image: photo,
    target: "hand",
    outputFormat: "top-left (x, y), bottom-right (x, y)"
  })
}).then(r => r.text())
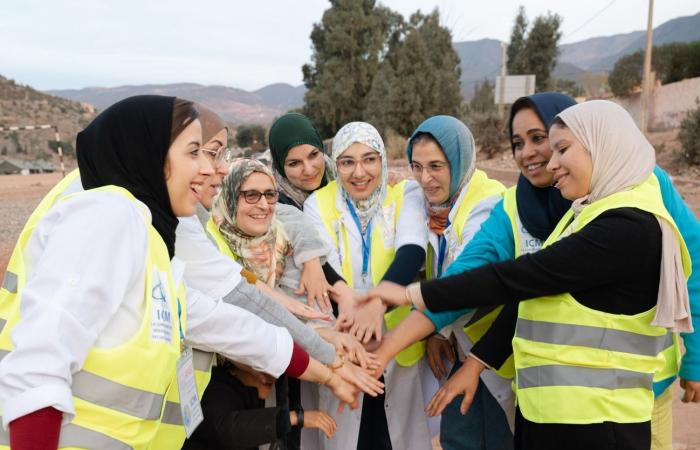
top-left (348, 297), bottom-right (386, 344)
top-left (330, 282), bottom-right (358, 330)
top-left (296, 257), bottom-right (333, 312)
top-left (426, 336), bottom-right (456, 380)
top-left (317, 328), bottom-right (379, 370)
top-left (303, 410), bottom-right (338, 439)
top-left (325, 372), bottom-right (359, 411)
top-left (425, 356), bottom-right (486, 417)
top-left (356, 281), bottom-right (411, 309)
top-left (277, 293), bottom-right (332, 322)
top-left (334, 360), bottom-right (385, 397)
top-left (680, 378), bottom-right (700, 403)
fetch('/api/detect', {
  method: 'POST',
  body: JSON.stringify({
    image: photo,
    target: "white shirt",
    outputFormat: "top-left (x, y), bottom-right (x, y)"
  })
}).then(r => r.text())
top-left (303, 180), bottom-right (428, 291)
top-left (0, 191), bottom-right (292, 428)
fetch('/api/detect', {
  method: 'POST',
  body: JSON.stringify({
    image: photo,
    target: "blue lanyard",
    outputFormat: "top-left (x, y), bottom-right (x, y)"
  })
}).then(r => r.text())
top-left (436, 218), bottom-right (451, 278)
top-left (177, 296), bottom-right (185, 345)
top-left (345, 199), bottom-right (372, 278)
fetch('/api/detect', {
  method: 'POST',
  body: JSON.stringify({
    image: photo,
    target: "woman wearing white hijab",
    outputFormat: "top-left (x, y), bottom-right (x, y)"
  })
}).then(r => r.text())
top-left (365, 101), bottom-right (692, 449)
top-left (304, 122), bottom-right (431, 450)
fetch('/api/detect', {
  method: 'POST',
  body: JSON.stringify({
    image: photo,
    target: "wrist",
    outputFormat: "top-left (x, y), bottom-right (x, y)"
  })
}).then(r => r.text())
top-left (289, 411), bottom-right (298, 427)
top-left (329, 354), bottom-right (345, 371)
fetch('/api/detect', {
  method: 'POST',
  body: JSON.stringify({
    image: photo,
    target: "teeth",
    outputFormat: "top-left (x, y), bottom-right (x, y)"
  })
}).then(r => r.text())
top-left (527, 163), bottom-right (544, 170)
top-left (191, 184), bottom-right (202, 193)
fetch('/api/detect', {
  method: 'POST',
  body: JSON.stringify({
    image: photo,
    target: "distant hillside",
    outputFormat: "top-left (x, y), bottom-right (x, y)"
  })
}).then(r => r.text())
top-left (0, 75), bottom-right (96, 161)
top-left (49, 82), bottom-right (305, 125)
top-left (454, 11), bottom-right (700, 99)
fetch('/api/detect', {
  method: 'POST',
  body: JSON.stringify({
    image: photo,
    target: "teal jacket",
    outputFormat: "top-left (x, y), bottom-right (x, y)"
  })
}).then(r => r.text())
top-left (424, 166), bottom-right (700, 395)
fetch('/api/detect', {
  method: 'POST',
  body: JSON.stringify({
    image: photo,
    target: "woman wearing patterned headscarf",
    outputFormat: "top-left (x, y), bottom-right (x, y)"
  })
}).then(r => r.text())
top-left (365, 100), bottom-right (696, 449)
top-left (304, 122), bottom-right (431, 450)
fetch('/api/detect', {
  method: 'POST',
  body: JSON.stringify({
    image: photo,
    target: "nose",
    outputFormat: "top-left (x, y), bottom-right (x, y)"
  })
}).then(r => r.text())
top-left (546, 151), bottom-right (560, 172)
top-left (200, 153), bottom-right (215, 175)
top-left (216, 159), bottom-right (228, 175)
top-left (302, 160), bottom-right (315, 175)
top-left (419, 167), bottom-right (433, 185)
top-left (521, 140), bottom-right (536, 160)
top-left (352, 162), bottom-right (367, 178)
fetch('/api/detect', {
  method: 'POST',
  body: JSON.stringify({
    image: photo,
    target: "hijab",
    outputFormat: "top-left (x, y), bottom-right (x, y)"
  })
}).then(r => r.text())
top-left (77, 95), bottom-right (194, 258)
top-left (212, 159), bottom-right (290, 286)
top-left (406, 115), bottom-right (477, 236)
top-left (509, 92), bottom-right (578, 240)
top-left (332, 122), bottom-right (388, 232)
top-left (269, 112), bottom-right (333, 209)
top-left (557, 100), bottom-right (692, 332)
top-left (195, 103), bottom-right (227, 146)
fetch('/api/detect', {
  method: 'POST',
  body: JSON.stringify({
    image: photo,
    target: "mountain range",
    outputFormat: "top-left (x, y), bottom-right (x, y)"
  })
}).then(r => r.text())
top-left (36, 10), bottom-right (700, 122)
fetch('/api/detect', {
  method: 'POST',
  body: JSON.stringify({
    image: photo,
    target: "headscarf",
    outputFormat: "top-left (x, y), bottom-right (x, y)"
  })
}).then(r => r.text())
top-left (557, 100), bottom-right (692, 332)
top-left (508, 92), bottom-right (578, 240)
top-left (269, 113), bottom-right (334, 208)
top-left (77, 95), bottom-right (192, 258)
top-left (406, 115), bottom-right (477, 236)
top-left (195, 103), bottom-right (227, 146)
top-left (332, 122), bottom-right (388, 232)
top-left (212, 159), bottom-right (290, 286)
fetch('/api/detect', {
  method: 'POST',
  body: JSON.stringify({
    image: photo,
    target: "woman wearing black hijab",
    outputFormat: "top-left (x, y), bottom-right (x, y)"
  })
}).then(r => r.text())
top-left (0, 95), bottom-right (357, 450)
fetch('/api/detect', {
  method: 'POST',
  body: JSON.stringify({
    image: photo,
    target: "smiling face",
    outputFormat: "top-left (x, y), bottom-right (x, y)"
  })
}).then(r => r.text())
top-left (336, 143), bottom-right (382, 201)
top-left (283, 144), bottom-right (326, 191)
top-left (164, 119), bottom-right (214, 216)
top-left (511, 107), bottom-right (555, 188)
top-left (199, 128), bottom-right (229, 210)
top-left (547, 123), bottom-right (593, 200)
top-left (411, 139), bottom-right (451, 205)
top-left (235, 171), bottom-right (276, 237)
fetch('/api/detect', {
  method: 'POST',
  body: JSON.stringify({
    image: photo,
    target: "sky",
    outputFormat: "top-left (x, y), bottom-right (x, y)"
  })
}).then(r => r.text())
top-left (1, 0), bottom-right (698, 92)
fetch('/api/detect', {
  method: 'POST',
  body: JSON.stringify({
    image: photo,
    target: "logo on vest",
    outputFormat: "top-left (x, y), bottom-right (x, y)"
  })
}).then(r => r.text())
top-left (150, 268), bottom-right (173, 344)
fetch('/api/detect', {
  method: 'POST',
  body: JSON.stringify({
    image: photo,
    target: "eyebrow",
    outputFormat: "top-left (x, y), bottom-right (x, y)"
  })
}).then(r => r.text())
top-left (188, 140), bottom-right (202, 146)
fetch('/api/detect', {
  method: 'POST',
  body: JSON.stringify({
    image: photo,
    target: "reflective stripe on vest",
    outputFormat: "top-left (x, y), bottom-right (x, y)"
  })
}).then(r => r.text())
top-left (0, 418), bottom-right (133, 450)
top-left (314, 180), bottom-right (425, 367)
top-left (1, 272), bottom-right (17, 294)
top-left (514, 175), bottom-right (691, 424)
top-left (0, 178), bottom-right (183, 449)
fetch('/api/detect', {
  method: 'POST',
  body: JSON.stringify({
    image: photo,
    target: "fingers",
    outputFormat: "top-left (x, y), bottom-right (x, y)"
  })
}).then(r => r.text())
top-left (459, 391), bottom-right (475, 415)
top-left (426, 386), bottom-right (459, 417)
top-left (428, 355), bottom-right (442, 380)
top-left (446, 344), bottom-right (456, 364)
top-left (319, 413), bottom-right (337, 438)
top-left (435, 355), bottom-right (447, 380)
top-left (294, 281), bottom-right (307, 296)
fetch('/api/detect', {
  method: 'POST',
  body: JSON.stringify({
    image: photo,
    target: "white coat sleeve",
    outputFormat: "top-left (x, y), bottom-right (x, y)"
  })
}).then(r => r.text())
top-left (395, 180), bottom-right (429, 250)
top-left (183, 285), bottom-right (293, 377)
top-left (0, 192), bottom-right (147, 428)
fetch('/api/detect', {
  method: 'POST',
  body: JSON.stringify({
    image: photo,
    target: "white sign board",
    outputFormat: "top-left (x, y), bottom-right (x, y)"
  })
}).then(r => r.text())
top-left (494, 75), bottom-right (536, 104)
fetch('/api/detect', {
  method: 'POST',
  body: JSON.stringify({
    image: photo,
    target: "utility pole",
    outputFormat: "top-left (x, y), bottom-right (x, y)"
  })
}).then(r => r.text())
top-left (498, 41), bottom-right (508, 120)
top-left (640, 0), bottom-right (654, 134)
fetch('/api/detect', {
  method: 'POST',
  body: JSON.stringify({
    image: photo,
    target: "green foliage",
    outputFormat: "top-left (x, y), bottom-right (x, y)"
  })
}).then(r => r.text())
top-left (236, 124), bottom-right (267, 149)
top-left (365, 9), bottom-right (462, 136)
top-left (462, 81), bottom-right (506, 158)
top-left (1, 145), bottom-right (7, 156)
top-left (679, 100), bottom-right (700, 165)
top-left (464, 79), bottom-right (496, 116)
top-left (48, 140), bottom-right (75, 156)
top-left (507, 8), bottom-right (562, 91)
top-left (609, 40), bottom-right (700, 97)
top-left (551, 78), bottom-right (584, 98)
top-left (302, 0), bottom-right (402, 136)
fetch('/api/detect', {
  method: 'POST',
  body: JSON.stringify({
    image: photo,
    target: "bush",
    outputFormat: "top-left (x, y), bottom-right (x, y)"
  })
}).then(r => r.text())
top-left (384, 128), bottom-right (408, 160)
top-left (465, 112), bottom-right (507, 158)
top-left (679, 100), bottom-right (700, 165)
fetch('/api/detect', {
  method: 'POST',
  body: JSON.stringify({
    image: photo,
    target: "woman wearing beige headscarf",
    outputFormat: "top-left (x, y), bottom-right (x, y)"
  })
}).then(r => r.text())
top-left (364, 100), bottom-right (692, 449)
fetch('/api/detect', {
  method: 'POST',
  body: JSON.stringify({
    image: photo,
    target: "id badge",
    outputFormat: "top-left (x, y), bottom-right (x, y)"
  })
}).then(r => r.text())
top-left (176, 346), bottom-right (204, 437)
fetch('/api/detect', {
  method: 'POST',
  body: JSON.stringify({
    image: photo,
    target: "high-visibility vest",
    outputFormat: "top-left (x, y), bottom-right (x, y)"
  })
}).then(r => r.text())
top-left (312, 180), bottom-right (424, 367)
top-left (513, 175), bottom-right (691, 424)
top-left (503, 180), bottom-right (681, 390)
top-left (424, 170), bottom-right (512, 378)
top-left (0, 180), bottom-right (183, 450)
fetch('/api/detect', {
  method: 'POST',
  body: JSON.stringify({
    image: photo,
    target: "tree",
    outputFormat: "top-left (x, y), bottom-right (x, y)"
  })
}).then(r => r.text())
top-left (506, 8), bottom-right (562, 91)
top-left (236, 125), bottom-right (267, 149)
top-left (507, 6), bottom-right (529, 75)
top-left (551, 78), bottom-right (583, 98)
top-left (679, 100), bottom-right (700, 165)
top-left (462, 80), bottom-right (505, 158)
top-left (302, 0), bottom-right (402, 136)
top-left (365, 9), bottom-right (462, 136)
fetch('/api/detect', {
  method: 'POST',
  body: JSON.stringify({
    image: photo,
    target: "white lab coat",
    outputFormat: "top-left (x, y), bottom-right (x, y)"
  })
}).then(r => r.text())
top-left (301, 180), bottom-right (433, 450)
top-left (0, 184), bottom-right (293, 428)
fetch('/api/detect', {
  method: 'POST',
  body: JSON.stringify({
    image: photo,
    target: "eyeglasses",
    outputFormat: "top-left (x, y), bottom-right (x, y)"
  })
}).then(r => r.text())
top-left (410, 161), bottom-right (448, 177)
top-left (239, 189), bottom-right (279, 205)
top-left (336, 154), bottom-right (382, 174)
top-left (202, 147), bottom-right (234, 166)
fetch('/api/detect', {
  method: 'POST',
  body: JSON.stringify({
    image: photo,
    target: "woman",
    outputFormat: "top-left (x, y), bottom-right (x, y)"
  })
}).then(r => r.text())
top-left (375, 115), bottom-right (511, 450)
top-left (0, 96), bottom-right (357, 449)
top-left (303, 122), bottom-right (430, 450)
top-left (365, 100), bottom-right (692, 449)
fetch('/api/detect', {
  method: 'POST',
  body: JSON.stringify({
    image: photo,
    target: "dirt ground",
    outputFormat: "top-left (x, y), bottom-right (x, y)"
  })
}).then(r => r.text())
top-left (1, 141), bottom-right (699, 447)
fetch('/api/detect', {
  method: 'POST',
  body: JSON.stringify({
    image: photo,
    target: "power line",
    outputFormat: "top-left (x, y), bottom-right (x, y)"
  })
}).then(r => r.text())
top-left (563, 0), bottom-right (618, 41)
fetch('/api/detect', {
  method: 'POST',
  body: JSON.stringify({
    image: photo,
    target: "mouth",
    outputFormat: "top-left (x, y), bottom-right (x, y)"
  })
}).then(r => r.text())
top-left (423, 186), bottom-right (442, 196)
top-left (525, 162), bottom-right (547, 173)
top-left (190, 183), bottom-right (203, 202)
top-left (350, 179), bottom-right (371, 189)
top-left (249, 213), bottom-right (269, 221)
top-left (553, 173), bottom-right (568, 189)
top-left (209, 184), bottom-right (222, 196)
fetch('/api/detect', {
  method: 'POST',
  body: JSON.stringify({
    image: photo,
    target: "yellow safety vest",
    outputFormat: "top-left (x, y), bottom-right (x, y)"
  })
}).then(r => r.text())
top-left (424, 170), bottom-right (512, 378)
top-left (313, 180), bottom-right (424, 367)
top-left (513, 175), bottom-right (691, 424)
top-left (503, 180), bottom-right (681, 390)
top-left (0, 178), bottom-right (183, 450)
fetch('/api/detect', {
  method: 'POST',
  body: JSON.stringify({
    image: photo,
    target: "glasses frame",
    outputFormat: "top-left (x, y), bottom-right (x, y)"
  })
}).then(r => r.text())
top-left (335, 154), bottom-right (382, 175)
top-left (239, 189), bottom-right (279, 205)
top-left (410, 161), bottom-right (449, 177)
top-left (201, 147), bottom-right (234, 166)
